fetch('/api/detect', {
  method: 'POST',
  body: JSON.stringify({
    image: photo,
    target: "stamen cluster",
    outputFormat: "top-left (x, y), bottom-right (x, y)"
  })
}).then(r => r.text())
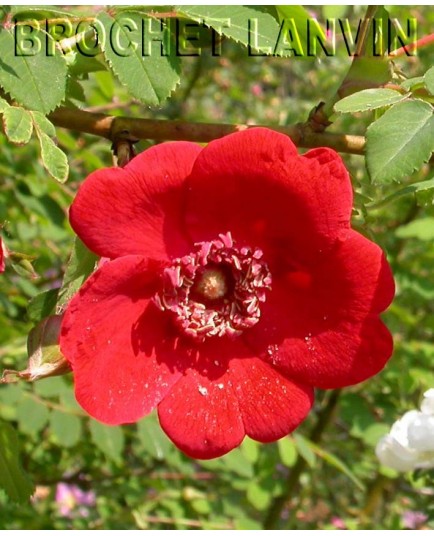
top-left (153, 232), bottom-right (272, 340)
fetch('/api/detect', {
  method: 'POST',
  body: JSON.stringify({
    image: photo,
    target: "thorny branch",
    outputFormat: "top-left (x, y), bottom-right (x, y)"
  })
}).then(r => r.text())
top-left (48, 106), bottom-right (366, 155)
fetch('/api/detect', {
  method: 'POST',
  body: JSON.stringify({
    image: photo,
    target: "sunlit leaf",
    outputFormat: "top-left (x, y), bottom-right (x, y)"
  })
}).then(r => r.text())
top-left (366, 100), bottom-right (434, 183)
top-left (97, 11), bottom-right (180, 106)
top-left (334, 89), bottom-right (408, 113)
top-left (0, 27), bottom-right (67, 114)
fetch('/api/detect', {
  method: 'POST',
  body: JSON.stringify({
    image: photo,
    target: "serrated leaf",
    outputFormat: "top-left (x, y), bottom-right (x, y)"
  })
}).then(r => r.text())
top-left (57, 237), bottom-right (98, 310)
top-left (424, 66), bottom-right (434, 95)
top-left (2, 106), bottom-right (33, 144)
top-left (177, 5), bottom-right (308, 57)
top-left (89, 420), bottom-right (125, 463)
top-left (366, 100), bottom-right (434, 183)
top-left (97, 11), bottom-right (180, 106)
top-left (334, 89), bottom-right (407, 114)
top-left (35, 130), bottom-right (69, 182)
top-left (30, 111), bottom-right (56, 137)
top-left (0, 27), bottom-right (67, 114)
top-left (0, 421), bottom-right (34, 503)
top-left (49, 411), bottom-right (82, 448)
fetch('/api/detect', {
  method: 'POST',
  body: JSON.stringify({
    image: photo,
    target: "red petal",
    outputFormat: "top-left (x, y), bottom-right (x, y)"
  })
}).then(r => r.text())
top-left (230, 357), bottom-right (314, 442)
top-left (158, 338), bottom-right (247, 459)
top-left (245, 229), bottom-right (395, 388)
top-left (185, 128), bottom-right (353, 268)
top-left (269, 316), bottom-right (393, 389)
top-left (158, 338), bottom-right (313, 459)
top-left (70, 142), bottom-right (202, 261)
top-left (60, 256), bottom-right (193, 425)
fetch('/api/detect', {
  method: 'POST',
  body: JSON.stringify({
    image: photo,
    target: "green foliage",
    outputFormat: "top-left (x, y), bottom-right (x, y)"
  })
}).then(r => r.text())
top-left (33, 118), bottom-right (69, 183)
top-left (97, 11), bottom-right (181, 106)
top-left (424, 66), bottom-right (434, 95)
top-left (2, 106), bottom-right (33, 145)
top-left (366, 100), bottom-right (434, 183)
top-left (0, 421), bottom-right (34, 503)
top-left (0, 26), bottom-right (67, 114)
top-left (56, 238), bottom-right (98, 309)
top-left (0, 4), bottom-right (434, 531)
top-left (89, 421), bottom-right (125, 464)
top-left (334, 88), bottom-right (408, 113)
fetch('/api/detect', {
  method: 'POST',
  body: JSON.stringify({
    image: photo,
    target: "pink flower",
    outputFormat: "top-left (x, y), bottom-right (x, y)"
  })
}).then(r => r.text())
top-left (55, 482), bottom-right (96, 518)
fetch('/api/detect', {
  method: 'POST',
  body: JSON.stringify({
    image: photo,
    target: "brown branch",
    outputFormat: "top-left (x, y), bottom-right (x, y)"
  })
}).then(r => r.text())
top-left (48, 107), bottom-right (366, 155)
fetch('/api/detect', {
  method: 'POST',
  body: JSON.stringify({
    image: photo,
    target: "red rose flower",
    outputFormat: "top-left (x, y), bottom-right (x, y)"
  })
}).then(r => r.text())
top-left (60, 128), bottom-right (395, 459)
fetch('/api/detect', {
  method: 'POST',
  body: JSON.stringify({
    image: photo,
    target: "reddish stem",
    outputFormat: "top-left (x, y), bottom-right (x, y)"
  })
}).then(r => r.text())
top-left (389, 33), bottom-right (434, 57)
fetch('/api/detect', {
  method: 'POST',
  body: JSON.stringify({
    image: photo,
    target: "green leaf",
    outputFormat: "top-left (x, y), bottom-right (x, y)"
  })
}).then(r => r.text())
top-left (240, 436), bottom-right (259, 464)
top-left (89, 421), bottom-right (125, 463)
top-left (395, 217), bottom-right (434, 241)
top-left (246, 481), bottom-right (271, 511)
top-left (0, 27), bottom-right (67, 114)
top-left (277, 436), bottom-right (298, 467)
top-left (424, 66), bottom-right (434, 95)
top-left (367, 175), bottom-right (434, 209)
top-left (334, 89), bottom-right (408, 114)
top-left (221, 447), bottom-right (253, 478)
top-left (10, 6), bottom-right (75, 19)
top-left (16, 397), bottom-right (49, 436)
top-left (49, 411), bottom-right (82, 448)
top-left (366, 100), bottom-right (434, 183)
top-left (27, 288), bottom-right (59, 323)
top-left (2, 106), bottom-right (33, 144)
top-left (177, 5), bottom-right (309, 57)
top-left (30, 111), bottom-right (56, 137)
top-left (234, 518), bottom-right (262, 530)
top-left (0, 421), bottom-right (34, 503)
top-left (97, 12), bottom-right (180, 106)
top-left (305, 440), bottom-right (365, 490)
top-left (34, 129), bottom-right (69, 183)
top-left (57, 238), bottom-right (98, 310)
top-left (362, 423), bottom-right (391, 448)
top-left (293, 433), bottom-right (316, 467)
top-left (137, 415), bottom-right (173, 461)
top-left (0, 96), bottom-right (10, 113)
top-left (400, 76), bottom-right (425, 92)
top-left (33, 376), bottom-right (66, 398)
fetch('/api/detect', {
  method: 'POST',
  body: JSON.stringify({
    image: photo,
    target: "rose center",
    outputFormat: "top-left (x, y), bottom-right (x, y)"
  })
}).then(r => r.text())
top-left (192, 266), bottom-right (231, 302)
top-left (153, 232), bottom-right (272, 341)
